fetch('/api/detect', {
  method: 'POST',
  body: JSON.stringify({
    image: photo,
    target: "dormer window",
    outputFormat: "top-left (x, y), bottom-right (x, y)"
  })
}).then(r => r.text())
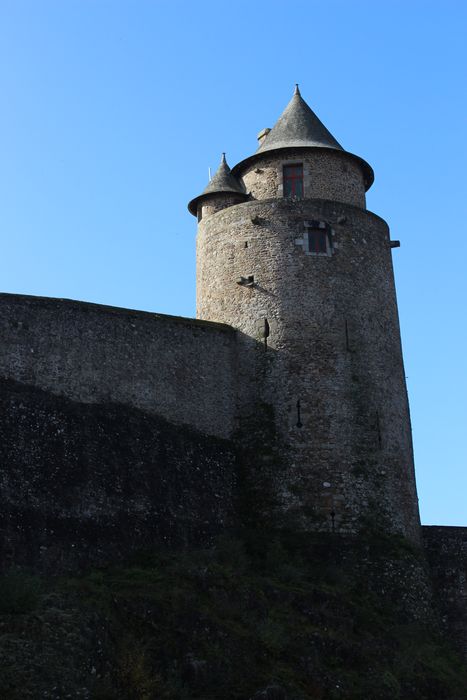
top-left (283, 164), bottom-right (303, 199)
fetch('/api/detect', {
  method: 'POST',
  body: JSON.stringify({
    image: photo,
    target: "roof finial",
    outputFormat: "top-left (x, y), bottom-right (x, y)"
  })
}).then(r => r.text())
top-left (221, 152), bottom-right (227, 164)
top-left (294, 83), bottom-right (300, 96)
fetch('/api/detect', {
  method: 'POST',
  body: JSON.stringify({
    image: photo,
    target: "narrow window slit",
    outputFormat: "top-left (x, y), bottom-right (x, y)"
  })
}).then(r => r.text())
top-left (345, 320), bottom-right (350, 351)
top-left (263, 318), bottom-right (270, 350)
top-left (296, 399), bottom-right (302, 428)
top-left (376, 411), bottom-right (382, 448)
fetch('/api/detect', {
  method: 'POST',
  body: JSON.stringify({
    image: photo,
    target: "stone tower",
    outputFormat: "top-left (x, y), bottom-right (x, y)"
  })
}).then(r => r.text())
top-left (189, 87), bottom-right (421, 541)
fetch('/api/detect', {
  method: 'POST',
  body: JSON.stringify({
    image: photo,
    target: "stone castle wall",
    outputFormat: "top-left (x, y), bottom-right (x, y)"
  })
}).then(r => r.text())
top-left (0, 377), bottom-right (237, 573)
top-left (197, 197), bottom-right (420, 540)
top-left (0, 293), bottom-right (237, 439)
top-left (199, 193), bottom-right (247, 221)
top-left (423, 526), bottom-right (467, 658)
top-left (0, 294), bottom-right (240, 572)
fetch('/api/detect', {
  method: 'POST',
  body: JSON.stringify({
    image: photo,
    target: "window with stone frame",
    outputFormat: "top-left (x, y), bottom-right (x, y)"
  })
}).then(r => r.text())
top-left (283, 164), bottom-right (303, 199)
top-left (305, 225), bottom-right (332, 255)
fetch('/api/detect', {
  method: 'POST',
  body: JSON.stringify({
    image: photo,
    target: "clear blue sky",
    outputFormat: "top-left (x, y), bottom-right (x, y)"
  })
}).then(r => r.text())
top-left (1, 0), bottom-right (466, 526)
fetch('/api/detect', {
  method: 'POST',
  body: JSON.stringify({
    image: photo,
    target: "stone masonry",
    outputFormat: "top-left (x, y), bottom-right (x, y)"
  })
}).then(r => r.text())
top-left (194, 87), bottom-right (419, 540)
top-left (0, 293), bottom-right (236, 439)
top-left (0, 86), bottom-right (465, 656)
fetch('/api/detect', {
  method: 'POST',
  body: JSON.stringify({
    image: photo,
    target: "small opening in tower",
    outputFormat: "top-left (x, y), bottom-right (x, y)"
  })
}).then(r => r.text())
top-left (263, 318), bottom-right (270, 350)
top-left (236, 275), bottom-right (255, 287)
top-left (345, 319), bottom-right (350, 351)
top-left (296, 399), bottom-right (302, 428)
top-left (244, 241), bottom-right (248, 248)
top-left (307, 229), bottom-right (328, 254)
top-left (283, 164), bottom-right (303, 199)
top-left (376, 411), bottom-right (382, 449)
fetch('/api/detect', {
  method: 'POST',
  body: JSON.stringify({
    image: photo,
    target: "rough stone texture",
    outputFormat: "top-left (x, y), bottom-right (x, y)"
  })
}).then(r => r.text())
top-left (197, 196), bottom-right (420, 541)
top-left (0, 293), bottom-right (237, 439)
top-left (237, 148), bottom-right (366, 209)
top-left (0, 378), bottom-right (237, 573)
top-left (199, 192), bottom-right (247, 221)
top-left (423, 525), bottom-right (467, 658)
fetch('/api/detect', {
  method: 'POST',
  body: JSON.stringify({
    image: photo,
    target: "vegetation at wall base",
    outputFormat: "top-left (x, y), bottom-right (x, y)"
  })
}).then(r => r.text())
top-left (1, 530), bottom-right (466, 700)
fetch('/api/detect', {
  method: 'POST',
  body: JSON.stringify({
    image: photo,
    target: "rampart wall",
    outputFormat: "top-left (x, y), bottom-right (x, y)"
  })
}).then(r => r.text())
top-left (0, 294), bottom-right (240, 572)
top-left (0, 377), bottom-right (237, 573)
top-left (423, 526), bottom-right (467, 658)
top-left (1, 294), bottom-right (466, 666)
top-left (0, 293), bottom-right (237, 439)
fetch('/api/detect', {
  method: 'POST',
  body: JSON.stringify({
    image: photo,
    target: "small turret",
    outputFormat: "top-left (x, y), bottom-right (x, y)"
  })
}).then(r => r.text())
top-left (188, 153), bottom-right (248, 220)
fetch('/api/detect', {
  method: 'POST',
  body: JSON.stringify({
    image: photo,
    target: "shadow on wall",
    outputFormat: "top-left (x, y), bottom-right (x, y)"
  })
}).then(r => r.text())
top-left (0, 378), bottom-right (237, 574)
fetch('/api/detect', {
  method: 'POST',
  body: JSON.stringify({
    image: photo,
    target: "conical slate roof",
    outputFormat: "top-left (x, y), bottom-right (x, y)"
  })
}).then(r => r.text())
top-left (257, 85), bottom-right (343, 153)
top-left (232, 87), bottom-right (374, 190)
top-left (202, 153), bottom-right (245, 195)
top-left (188, 153), bottom-right (247, 215)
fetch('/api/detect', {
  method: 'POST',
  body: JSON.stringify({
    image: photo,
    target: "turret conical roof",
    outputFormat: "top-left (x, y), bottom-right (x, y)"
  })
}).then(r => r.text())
top-left (232, 86), bottom-right (374, 190)
top-left (257, 85), bottom-right (343, 153)
top-left (202, 153), bottom-right (245, 195)
top-left (188, 153), bottom-right (247, 215)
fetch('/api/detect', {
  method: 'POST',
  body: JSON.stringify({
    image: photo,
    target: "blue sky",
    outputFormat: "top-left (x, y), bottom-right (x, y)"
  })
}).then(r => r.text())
top-left (0, 0), bottom-right (466, 525)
